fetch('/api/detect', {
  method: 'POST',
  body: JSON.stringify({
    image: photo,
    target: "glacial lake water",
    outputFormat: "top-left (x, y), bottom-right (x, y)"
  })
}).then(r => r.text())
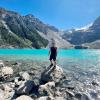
top-left (0, 49), bottom-right (100, 69)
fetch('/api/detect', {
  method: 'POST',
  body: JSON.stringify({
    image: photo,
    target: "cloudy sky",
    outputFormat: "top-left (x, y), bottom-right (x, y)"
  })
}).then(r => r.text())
top-left (0, 0), bottom-right (100, 29)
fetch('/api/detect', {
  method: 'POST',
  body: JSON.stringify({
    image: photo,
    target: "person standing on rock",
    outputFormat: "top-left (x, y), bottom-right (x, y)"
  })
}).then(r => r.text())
top-left (49, 38), bottom-right (57, 68)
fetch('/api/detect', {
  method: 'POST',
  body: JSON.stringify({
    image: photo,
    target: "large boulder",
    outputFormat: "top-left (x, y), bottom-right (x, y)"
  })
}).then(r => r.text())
top-left (16, 80), bottom-right (34, 95)
top-left (0, 84), bottom-right (15, 100)
top-left (16, 95), bottom-right (33, 100)
top-left (41, 65), bottom-right (64, 83)
top-left (1, 66), bottom-right (13, 79)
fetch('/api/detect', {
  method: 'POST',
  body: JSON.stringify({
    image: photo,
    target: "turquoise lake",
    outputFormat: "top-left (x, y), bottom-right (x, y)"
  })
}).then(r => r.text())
top-left (0, 49), bottom-right (100, 68)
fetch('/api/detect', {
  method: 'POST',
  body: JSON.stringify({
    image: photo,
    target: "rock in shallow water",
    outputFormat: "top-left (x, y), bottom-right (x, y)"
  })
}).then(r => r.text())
top-left (92, 79), bottom-right (99, 86)
top-left (75, 92), bottom-right (93, 100)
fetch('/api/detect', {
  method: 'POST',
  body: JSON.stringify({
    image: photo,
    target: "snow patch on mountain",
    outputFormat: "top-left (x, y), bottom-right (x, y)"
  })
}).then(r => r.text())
top-left (75, 23), bottom-right (93, 31)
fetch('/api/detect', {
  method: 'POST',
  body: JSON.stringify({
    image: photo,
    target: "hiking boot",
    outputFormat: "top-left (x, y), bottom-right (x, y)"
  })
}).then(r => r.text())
top-left (50, 63), bottom-right (53, 67)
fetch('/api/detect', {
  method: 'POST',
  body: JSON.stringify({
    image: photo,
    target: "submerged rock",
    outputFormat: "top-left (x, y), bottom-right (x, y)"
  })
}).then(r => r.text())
top-left (65, 89), bottom-right (75, 97)
top-left (92, 79), bottom-right (99, 86)
top-left (75, 92), bottom-right (93, 100)
top-left (90, 90), bottom-right (98, 99)
top-left (81, 92), bottom-right (93, 100)
top-left (75, 92), bottom-right (82, 99)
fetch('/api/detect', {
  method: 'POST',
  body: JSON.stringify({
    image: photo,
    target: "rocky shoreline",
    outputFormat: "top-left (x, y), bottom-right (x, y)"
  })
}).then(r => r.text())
top-left (0, 60), bottom-right (100, 100)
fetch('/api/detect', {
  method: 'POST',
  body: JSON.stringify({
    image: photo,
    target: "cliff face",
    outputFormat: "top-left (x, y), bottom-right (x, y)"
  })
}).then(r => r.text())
top-left (0, 8), bottom-right (72, 49)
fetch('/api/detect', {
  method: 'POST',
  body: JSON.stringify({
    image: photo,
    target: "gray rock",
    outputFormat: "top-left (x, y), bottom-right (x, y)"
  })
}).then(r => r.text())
top-left (5, 90), bottom-right (15, 100)
top-left (81, 93), bottom-right (93, 100)
top-left (65, 89), bottom-right (75, 97)
top-left (0, 84), bottom-right (15, 100)
top-left (16, 80), bottom-right (34, 95)
top-left (16, 95), bottom-right (33, 100)
top-left (14, 77), bottom-right (23, 86)
top-left (55, 97), bottom-right (66, 100)
top-left (90, 90), bottom-right (98, 99)
top-left (1, 66), bottom-right (13, 79)
top-left (75, 92), bottom-right (93, 100)
top-left (41, 65), bottom-right (64, 83)
top-left (33, 77), bottom-right (40, 86)
top-left (36, 96), bottom-right (54, 100)
top-left (92, 80), bottom-right (99, 86)
top-left (55, 90), bottom-right (62, 97)
top-left (38, 81), bottom-right (55, 97)
top-left (19, 71), bottom-right (30, 80)
top-left (75, 92), bottom-right (82, 99)
top-left (0, 89), bottom-right (4, 100)
top-left (0, 60), bottom-right (4, 68)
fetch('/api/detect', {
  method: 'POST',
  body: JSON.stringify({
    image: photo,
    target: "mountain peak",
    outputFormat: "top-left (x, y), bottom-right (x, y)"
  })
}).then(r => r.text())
top-left (93, 16), bottom-right (100, 25)
top-left (25, 14), bottom-right (35, 18)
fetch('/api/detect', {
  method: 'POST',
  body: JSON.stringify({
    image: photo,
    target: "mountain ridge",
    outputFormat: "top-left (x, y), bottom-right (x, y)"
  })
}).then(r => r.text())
top-left (0, 7), bottom-right (72, 49)
top-left (62, 16), bottom-right (100, 48)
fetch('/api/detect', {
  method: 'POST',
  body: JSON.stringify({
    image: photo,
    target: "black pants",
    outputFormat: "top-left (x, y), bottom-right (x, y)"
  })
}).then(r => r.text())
top-left (49, 55), bottom-right (56, 61)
